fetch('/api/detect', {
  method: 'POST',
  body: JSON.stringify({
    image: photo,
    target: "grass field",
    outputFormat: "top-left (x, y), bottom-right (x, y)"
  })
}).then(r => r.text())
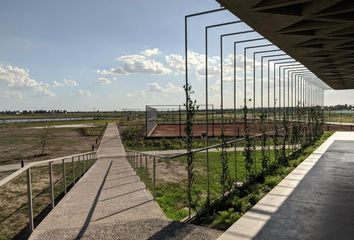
top-left (0, 125), bottom-right (104, 165)
top-left (134, 149), bottom-right (288, 220)
top-left (131, 132), bottom-right (333, 222)
top-left (195, 131), bottom-right (334, 229)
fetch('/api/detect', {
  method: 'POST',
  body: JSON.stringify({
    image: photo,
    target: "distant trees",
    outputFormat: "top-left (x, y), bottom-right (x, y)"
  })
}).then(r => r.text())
top-left (0, 110), bottom-right (68, 114)
top-left (324, 104), bottom-right (354, 110)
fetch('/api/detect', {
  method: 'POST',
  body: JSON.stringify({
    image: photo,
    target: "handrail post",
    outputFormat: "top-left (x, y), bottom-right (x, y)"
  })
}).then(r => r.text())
top-left (78, 155), bottom-right (81, 177)
top-left (88, 154), bottom-right (90, 170)
top-left (49, 162), bottom-right (54, 209)
top-left (62, 158), bottom-right (67, 195)
top-left (153, 157), bottom-right (156, 200)
top-left (86, 154), bottom-right (88, 171)
top-left (134, 152), bottom-right (137, 170)
top-left (84, 154), bottom-right (86, 173)
top-left (72, 157), bottom-right (76, 184)
top-left (26, 168), bottom-right (34, 233)
top-left (131, 152), bottom-right (134, 169)
top-left (145, 155), bottom-right (148, 188)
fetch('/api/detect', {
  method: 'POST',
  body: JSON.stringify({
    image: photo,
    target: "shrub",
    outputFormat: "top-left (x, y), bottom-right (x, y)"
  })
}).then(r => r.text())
top-left (160, 137), bottom-right (172, 150)
top-left (121, 123), bottom-right (144, 143)
top-left (248, 193), bottom-right (262, 206)
top-left (232, 198), bottom-right (250, 213)
top-left (264, 175), bottom-right (282, 189)
top-left (212, 208), bottom-right (240, 230)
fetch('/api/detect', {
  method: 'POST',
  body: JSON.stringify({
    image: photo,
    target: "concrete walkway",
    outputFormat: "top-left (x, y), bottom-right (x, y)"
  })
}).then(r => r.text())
top-left (218, 131), bottom-right (354, 240)
top-left (30, 123), bottom-right (221, 240)
top-left (0, 163), bottom-right (21, 172)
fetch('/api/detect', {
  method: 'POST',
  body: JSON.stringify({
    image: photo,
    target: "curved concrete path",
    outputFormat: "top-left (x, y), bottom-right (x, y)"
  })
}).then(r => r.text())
top-left (30, 123), bottom-right (221, 240)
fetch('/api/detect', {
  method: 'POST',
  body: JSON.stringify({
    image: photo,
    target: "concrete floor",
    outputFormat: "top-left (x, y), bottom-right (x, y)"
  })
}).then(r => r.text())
top-left (29, 123), bottom-right (221, 240)
top-left (218, 132), bottom-right (354, 240)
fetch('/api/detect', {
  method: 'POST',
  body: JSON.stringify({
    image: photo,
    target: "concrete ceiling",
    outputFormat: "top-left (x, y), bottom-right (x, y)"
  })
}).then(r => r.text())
top-left (217, 0), bottom-right (354, 90)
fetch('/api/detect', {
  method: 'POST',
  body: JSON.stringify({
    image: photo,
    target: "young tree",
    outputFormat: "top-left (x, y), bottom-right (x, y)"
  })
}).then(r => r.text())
top-left (220, 133), bottom-right (231, 193)
top-left (243, 104), bottom-right (254, 180)
top-left (280, 109), bottom-right (289, 166)
top-left (184, 83), bottom-right (198, 216)
top-left (260, 112), bottom-right (269, 173)
top-left (37, 125), bottom-right (53, 155)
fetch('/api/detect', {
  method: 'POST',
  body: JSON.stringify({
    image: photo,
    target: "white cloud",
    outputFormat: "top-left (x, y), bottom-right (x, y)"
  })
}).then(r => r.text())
top-left (209, 83), bottom-right (220, 93)
top-left (97, 49), bottom-right (171, 76)
top-left (139, 90), bottom-right (146, 97)
top-left (3, 90), bottom-right (23, 99)
top-left (96, 77), bottom-right (112, 85)
top-left (52, 81), bottom-right (64, 87)
top-left (166, 82), bottom-right (183, 93)
top-left (165, 51), bottom-right (220, 78)
top-left (64, 79), bottom-right (78, 87)
top-left (96, 69), bottom-right (117, 76)
top-left (146, 82), bottom-right (165, 93)
top-left (118, 54), bottom-right (171, 75)
top-left (0, 64), bottom-right (55, 97)
top-left (78, 89), bottom-right (92, 97)
top-left (140, 48), bottom-right (161, 57)
top-left (96, 49), bottom-right (267, 83)
top-left (129, 82), bottom-right (182, 97)
top-left (165, 54), bottom-right (185, 75)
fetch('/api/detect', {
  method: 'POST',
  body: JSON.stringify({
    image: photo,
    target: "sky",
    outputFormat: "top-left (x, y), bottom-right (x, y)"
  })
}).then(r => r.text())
top-left (0, 0), bottom-right (353, 111)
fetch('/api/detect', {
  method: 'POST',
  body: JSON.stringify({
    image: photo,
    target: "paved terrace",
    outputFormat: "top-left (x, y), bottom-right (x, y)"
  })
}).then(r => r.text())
top-left (30, 123), bottom-right (221, 240)
top-left (218, 131), bottom-right (354, 240)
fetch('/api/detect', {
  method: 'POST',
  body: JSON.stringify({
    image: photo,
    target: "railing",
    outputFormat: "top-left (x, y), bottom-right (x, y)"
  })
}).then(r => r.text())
top-left (94, 123), bottom-right (108, 150)
top-left (125, 119), bottom-right (309, 221)
top-left (0, 151), bottom-right (98, 239)
top-left (125, 151), bottom-right (158, 201)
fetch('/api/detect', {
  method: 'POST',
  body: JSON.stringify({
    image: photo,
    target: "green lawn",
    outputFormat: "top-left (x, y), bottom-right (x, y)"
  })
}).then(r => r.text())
top-left (133, 148), bottom-right (289, 221)
top-left (130, 132), bottom-right (332, 223)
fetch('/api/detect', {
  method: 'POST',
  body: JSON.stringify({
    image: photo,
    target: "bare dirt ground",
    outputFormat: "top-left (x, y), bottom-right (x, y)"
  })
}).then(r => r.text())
top-left (155, 160), bottom-right (187, 183)
top-left (0, 127), bottom-right (97, 165)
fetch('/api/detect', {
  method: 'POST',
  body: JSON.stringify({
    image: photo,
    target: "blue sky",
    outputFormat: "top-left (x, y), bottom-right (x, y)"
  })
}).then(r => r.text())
top-left (0, 0), bottom-right (353, 111)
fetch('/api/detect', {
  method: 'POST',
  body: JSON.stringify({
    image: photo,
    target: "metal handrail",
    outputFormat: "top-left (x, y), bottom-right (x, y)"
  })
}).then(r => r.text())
top-left (0, 150), bottom-right (98, 234)
top-left (127, 126), bottom-right (287, 160)
top-left (0, 150), bottom-right (97, 187)
top-left (125, 121), bottom-right (310, 221)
